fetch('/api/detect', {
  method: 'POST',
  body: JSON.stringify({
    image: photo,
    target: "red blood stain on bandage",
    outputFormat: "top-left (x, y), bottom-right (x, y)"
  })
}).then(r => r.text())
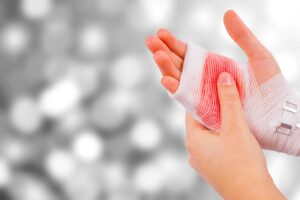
top-left (196, 52), bottom-right (245, 130)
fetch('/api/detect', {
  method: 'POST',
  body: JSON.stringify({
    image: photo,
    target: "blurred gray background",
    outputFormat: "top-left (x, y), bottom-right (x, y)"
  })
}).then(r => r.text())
top-left (0, 0), bottom-right (299, 199)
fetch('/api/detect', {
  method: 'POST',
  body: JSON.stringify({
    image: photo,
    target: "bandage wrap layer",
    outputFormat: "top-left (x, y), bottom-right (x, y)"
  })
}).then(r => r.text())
top-left (171, 42), bottom-right (300, 156)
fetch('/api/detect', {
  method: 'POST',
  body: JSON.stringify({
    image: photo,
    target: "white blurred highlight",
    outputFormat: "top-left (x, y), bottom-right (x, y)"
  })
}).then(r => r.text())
top-left (78, 24), bottom-right (107, 56)
top-left (3, 140), bottom-right (28, 164)
top-left (1, 23), bottom-right (30, 55)
top-left (266, 0), bottom-right (300, 29)
top-left (275, 52), bottom-right (299, 83)
top-left (130, 119), bottom-right (162, 151)
top-left (127, 0), bottom-right (174, 30)
top-left (68, 63), bottom-right (100, 97)
top-left (0, 158), bottom-right (11, 187)
top-left (184, 5), bottom-right (216, 34)
top-left (110, 53), bottom-right (146, 89)
top-left (10, 174), bottom-right (58, 200)
top-left (90, 90), bottom-right (137, 129)
top-left (72, 130), bottom-right (104, 162)
top-left (104, 162), bottom-right (128, 191)
top-left (292, 187), bottom-right (300, 200)
top-left (39, 78), bottom-right (83, 118)
top-left (63, 165), bottom-right (103, 200)
top-left (10, 96), bottom-right (43, 134)
top-left (133, 161), bottom-right (165, 194)
top-left (97, 0), bottom-right (127, 17)
top-left (21, 0), bottom-right (53, 19)
top-left (133, 153), bottom-right (195, 194)
top-left (164, 103), bottom-right (185, 135)
top-left (155, 152), bottom-right (196, 192)
top-left (140, 0), bottom-right (173, 27)
top-left (259, 27), bottom-right (280, 50)
top-left (58, 108), bottom-right (87, 133)
top-left (45, 149), bottom-right (77, 182)
top-left (267, 153), bottom-right (294, 194)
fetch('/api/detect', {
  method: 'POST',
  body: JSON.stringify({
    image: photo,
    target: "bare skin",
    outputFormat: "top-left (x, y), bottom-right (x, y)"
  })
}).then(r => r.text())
top-left (145, 10), bottom-right (281, 93)
top-left (145, 10), bottom-right (286, 199)
top-left (185, 72), bottom-right (286, 200)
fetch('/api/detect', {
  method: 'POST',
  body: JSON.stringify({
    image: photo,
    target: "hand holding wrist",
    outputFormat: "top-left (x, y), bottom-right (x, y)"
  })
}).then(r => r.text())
top-left (186, 73), bottom-right (286, 200)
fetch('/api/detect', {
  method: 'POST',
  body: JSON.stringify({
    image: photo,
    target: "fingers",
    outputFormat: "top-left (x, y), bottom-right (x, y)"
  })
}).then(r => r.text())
top-left (157, 28), bottom-right (187, 59)
top-left (217, 72), bottom-right (247, 130)
top-left (145, 36), bottom-right (183, 70)
top-left (223, 10), bottom-right (273, 61)
top-left (161, 76), bottom-right (179, 94)
top-left (154, 51), bottom-right (181, 81)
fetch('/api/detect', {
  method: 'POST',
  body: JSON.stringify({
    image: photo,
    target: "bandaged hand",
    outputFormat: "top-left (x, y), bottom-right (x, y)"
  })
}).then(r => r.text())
top-left (146, 10), bottom-right (300, 156)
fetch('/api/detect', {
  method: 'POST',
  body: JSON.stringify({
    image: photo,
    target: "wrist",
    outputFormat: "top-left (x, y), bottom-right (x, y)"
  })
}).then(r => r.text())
top-left (221, 173), bottom-right (286, 200)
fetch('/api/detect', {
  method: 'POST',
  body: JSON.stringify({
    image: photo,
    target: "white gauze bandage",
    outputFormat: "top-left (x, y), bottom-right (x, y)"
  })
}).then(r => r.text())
top-left (171, 42), bottom-right (300, 156)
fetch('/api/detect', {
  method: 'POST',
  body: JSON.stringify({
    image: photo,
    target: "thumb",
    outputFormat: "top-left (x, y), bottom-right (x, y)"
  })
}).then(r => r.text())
top-left (223, 10), bottom-right (272, 61)
top-left (217, 72), bottom-right (246, 130)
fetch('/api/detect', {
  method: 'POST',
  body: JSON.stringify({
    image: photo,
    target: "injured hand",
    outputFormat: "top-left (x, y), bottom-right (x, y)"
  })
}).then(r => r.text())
top-left (146, 10), bottom-right (300, 156)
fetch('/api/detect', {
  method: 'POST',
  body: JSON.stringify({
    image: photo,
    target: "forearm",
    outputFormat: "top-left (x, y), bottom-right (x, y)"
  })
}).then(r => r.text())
top-left (220, 175), bottom-right (286, 200)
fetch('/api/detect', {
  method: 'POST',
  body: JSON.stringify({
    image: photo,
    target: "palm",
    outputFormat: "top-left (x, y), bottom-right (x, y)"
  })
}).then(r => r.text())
top-left (146, 10), bottom-right (281, 93)
top-left (249, 57), bottom-right (280, 85)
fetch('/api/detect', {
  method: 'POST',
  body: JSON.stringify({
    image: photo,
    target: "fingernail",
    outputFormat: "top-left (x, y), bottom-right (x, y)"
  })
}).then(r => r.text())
top-left (218, 72), bottom-right (233, 86)
top-left (158, 29), bottom-right (168, 37)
